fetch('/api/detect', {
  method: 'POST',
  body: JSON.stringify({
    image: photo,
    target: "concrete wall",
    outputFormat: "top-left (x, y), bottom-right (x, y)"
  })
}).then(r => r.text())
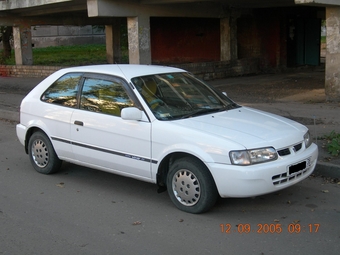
top-left (31, 25), bottom-right (105, 48)
top-left (174, 58), bottom-right (261, 80)
top-left (0, 58), bottom-right (260, 79)
top-left (0, 65), bottom-right (62, 77)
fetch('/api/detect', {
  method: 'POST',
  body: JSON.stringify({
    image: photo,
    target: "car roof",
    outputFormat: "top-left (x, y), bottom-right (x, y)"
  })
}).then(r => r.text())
top-left (57, 64), bottom-right (186, 80)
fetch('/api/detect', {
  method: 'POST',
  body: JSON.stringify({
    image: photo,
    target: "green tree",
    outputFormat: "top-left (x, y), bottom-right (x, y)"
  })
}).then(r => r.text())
top-left (0, 26), bottom-right (13, 61)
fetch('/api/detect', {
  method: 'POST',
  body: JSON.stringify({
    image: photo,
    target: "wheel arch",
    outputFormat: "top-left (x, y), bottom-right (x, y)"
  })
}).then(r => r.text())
top-left (24, 126), bottom-right (48, 154)
top-left (156, 152), bottom-right (217, 191)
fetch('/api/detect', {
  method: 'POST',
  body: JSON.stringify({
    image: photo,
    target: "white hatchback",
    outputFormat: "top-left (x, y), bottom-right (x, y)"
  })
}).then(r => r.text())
top-left (16, 64), bottom-right (318, 213)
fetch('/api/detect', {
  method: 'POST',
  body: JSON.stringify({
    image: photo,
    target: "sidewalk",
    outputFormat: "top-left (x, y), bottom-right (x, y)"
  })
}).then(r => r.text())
top-left (0, 70), bottom-right (339, 178)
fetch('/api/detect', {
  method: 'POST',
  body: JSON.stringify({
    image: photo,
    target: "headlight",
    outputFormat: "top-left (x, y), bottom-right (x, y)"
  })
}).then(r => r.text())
top-left (304, 131), bottom-right (312, 148)
top-left (230, 147), bottom-right (278, 165)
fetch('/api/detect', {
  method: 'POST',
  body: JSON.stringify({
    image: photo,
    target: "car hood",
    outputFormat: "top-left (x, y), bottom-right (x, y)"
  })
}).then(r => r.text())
top-left (172, 107), bottom-right (307, 149)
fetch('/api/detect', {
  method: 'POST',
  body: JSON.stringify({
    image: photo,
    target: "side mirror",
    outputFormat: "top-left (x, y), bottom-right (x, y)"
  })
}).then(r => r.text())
top-left (121, 107), bottom-right (143, 120)
top-left (222, 92), bottom-right (227, 96)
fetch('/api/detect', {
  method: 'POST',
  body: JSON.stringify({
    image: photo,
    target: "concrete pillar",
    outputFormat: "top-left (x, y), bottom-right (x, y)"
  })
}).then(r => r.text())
top-left (13, 25), bottom-right (33, 65)
top-left (106, 25), bottom-right (114, 64)
top-left (105, 22), bottom-right (122, 64)
top-left (230, 15), bottom-right (238, 61)
top-left (220, 18), bottom-right (231, 61)
top-left (325, 6), bottom-right (340, 102)
top-left (127, 16), bottom-right (151, 65)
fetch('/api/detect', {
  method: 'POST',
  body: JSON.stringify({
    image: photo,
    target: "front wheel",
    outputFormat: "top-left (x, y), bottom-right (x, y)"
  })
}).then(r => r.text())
top-left (167, 157), bottom-right (218, 214)
top-left (28, 131), bottom-right (62, 174)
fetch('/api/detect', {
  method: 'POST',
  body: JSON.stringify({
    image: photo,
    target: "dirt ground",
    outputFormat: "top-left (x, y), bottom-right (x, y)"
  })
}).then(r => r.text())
top-left (211, 67), bottom-right (327, 104)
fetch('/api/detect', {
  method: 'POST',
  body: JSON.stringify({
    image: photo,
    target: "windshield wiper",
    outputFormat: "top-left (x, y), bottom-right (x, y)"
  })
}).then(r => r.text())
top-left (181, 107), bottom-right (226, 119)
top-left (224, 102), bottom-right (240, 110)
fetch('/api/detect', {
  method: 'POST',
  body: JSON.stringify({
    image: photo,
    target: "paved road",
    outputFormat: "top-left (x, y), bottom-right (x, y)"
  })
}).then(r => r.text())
top-left (1, 119), bottom-right (339, 255)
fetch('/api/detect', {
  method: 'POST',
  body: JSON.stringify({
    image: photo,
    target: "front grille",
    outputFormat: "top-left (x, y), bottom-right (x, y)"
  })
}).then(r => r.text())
top-left (277, 143), bottom-right (303, 157)
top-left (294, 143), bottom-right (302, 152)
top-left (272, 157), bottom-right (311, 186)
top-left (278, 148), bottom-right (290, 156)
top-left (272, 169), bottom-right (308, 185)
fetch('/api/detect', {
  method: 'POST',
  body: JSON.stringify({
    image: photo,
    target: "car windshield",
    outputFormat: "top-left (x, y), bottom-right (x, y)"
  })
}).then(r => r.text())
top-left (131, 72), bottom-right (239, 120)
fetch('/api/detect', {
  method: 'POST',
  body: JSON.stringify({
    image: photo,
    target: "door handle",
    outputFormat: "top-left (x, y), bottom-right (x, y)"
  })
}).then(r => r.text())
top-left (74, 120), bottom-right (84, 126)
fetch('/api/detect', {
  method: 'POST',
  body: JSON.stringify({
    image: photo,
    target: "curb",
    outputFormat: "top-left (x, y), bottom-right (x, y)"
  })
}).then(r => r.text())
top-left (314, 162), bottom-right (340, 179)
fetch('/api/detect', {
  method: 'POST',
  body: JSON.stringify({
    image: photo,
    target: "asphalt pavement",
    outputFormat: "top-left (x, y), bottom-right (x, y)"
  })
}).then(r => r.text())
top-left (0, 70), bottom-right (339, 178)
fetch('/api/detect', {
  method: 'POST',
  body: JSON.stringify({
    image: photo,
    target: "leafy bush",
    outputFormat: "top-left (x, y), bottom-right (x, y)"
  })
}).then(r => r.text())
top-left (322, 131), bottom-right (340, 156)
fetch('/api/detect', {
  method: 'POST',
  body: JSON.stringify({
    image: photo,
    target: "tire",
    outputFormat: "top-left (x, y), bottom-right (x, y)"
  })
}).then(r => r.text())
top-left (28, 131), bottom-right (62, 174)
top-left (167, 157), bottom-right (218, 214)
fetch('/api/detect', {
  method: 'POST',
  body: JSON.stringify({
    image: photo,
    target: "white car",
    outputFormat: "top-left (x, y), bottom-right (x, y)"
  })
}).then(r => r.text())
top-left (16, 65), bottom-right (318, 213)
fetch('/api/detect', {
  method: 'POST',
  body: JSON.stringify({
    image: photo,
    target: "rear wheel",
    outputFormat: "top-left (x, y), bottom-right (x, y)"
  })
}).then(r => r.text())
top-left (167, 157), bottom-right (218, 214)
top-left (28, 131), bottom-right (62, 174)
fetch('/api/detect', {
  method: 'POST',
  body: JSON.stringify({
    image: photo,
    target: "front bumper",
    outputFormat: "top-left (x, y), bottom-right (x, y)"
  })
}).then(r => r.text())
top-left (208, 143), bottom-right (318, 198)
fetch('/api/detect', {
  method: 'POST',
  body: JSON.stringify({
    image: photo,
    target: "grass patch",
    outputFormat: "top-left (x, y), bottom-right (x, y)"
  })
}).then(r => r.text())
top-left (1, 44), bottom-right (128, 66)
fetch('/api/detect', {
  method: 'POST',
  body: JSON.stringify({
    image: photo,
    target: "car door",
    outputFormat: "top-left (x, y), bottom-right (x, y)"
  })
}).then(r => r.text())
top-left (40, 72), bottom-right (83, 160)
top-left (70, 74), bottom-right (152, 180)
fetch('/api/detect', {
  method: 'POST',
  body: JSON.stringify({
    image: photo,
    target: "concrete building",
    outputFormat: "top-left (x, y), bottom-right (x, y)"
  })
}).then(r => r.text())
top-left (0, 0), bottom-right (340, 101)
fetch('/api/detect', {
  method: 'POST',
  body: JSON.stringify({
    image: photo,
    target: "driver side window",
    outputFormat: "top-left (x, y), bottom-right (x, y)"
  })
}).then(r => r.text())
top-left (80, 77), bottom-right (134, 117)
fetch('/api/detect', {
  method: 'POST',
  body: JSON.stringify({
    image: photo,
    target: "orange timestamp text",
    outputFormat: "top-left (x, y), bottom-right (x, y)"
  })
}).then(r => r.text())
top-left (220, 223), bottom-right (320, 234)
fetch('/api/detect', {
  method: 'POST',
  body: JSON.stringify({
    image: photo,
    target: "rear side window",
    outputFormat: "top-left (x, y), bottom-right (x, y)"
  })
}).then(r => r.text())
top-left (41, 73), bottom-right (82, 108)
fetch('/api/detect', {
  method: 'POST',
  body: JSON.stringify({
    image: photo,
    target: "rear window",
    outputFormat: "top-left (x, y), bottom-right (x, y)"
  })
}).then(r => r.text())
top-left (41, 73), bottom-right (82, 108)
